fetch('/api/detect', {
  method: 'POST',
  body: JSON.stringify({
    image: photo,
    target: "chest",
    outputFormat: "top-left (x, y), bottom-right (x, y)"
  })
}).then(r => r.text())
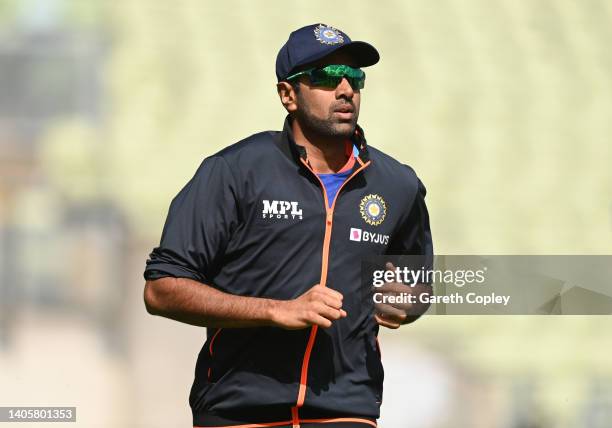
top-left (237, 165), bottom-right (408, 257)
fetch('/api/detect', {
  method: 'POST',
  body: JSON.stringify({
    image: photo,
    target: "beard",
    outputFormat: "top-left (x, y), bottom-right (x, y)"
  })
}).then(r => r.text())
top-left (294, 94), bottom-right (358, 140)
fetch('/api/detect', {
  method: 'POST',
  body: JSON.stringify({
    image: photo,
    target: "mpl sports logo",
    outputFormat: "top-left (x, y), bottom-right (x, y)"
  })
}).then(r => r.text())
top-left (262, 200), bottom-right (303, 220)
top-left (349, 227), bottom-right (389, 245)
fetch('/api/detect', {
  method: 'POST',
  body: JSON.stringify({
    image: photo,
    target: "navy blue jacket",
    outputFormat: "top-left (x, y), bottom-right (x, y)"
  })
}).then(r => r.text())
top-left (144, 117), bottom-right (433, 427)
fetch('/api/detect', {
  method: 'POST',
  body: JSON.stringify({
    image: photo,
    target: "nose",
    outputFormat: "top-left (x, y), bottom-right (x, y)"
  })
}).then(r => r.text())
top-left (336, 76), bottom-right (354, 99)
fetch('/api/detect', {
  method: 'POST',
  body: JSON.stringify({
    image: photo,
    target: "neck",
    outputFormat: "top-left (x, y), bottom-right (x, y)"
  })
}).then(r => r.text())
top-left (291, 119), bottom-right (351, 174)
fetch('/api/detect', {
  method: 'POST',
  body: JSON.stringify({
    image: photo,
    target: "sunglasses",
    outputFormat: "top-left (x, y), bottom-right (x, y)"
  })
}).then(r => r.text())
top-left (285, 64), bottom-right (366, 90)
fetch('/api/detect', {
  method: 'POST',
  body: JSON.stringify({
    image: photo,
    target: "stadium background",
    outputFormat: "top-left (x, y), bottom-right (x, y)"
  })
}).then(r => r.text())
top-left (0, 0), bottom-right (611, 426)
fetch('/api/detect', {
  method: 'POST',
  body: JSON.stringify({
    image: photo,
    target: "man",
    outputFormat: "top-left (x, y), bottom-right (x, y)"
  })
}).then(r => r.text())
top-left (143, 23), bottom-right (433, 428)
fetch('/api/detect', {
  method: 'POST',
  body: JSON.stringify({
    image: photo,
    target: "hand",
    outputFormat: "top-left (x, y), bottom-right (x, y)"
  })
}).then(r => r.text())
top-left (272, 284), bottom-right (347, 330)
top-left (374, 262), bottom-right (426, 329)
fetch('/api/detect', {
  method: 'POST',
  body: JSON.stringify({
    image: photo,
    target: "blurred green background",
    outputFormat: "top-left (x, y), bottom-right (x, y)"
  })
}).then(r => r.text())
top-left (0, 0), bottom-right (611, 427)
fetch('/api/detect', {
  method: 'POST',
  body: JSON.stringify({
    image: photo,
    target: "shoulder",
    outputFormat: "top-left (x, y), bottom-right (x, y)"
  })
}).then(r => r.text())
top-left (367, 145), bottom-right (422, 191)
top-left (211, 130), bottom-right (281, 163)
top-left (190, 130), bottom-right (281, 179)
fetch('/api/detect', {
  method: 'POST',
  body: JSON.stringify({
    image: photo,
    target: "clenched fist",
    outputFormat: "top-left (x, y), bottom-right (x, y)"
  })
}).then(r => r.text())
top-left (272, 284), bottom-right (347, 330)
top-left (374, 262), bottom-right (432, 329)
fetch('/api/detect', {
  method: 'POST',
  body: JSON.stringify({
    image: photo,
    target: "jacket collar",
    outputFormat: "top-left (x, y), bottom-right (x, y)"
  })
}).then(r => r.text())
top-left (276, 115), bottom-right (371, 166)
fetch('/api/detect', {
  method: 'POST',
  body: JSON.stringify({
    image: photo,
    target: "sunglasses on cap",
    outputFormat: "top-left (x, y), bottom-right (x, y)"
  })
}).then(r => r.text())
top-left (285, 64), bottom-right (366, 90)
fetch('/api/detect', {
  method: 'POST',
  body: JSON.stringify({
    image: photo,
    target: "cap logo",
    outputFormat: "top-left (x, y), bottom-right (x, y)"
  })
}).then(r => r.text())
top-left (314, 24), bottom-right (344, 45)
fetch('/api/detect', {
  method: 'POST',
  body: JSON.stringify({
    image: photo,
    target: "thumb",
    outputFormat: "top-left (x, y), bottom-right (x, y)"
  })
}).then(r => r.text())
top-left (385, 261), bottom-right (396, 271)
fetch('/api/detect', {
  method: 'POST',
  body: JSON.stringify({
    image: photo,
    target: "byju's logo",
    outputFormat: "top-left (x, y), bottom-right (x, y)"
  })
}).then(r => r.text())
top-left (262, 200), bottom-right (303, 220)
top-left (349, 227), bottom-right (389, 245)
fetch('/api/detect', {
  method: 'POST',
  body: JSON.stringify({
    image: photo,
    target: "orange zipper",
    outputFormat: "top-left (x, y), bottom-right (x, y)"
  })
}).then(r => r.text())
top-left (291, 157), bottom-right (371, 424)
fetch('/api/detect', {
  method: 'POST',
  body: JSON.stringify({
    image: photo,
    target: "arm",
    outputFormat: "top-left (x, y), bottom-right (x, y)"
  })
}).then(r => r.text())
top-left (377, 175), bottom-right (434, 329)
top-left (144, 157), bottom-right (345, 330)
top-left (374, 262), bottom-right (433, 329)
top-left (144, 277), bottom-right (347, 329)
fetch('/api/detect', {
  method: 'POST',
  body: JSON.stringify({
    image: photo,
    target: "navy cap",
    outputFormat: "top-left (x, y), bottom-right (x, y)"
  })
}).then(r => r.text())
top-left (276, 23), bottom-right (380, 82)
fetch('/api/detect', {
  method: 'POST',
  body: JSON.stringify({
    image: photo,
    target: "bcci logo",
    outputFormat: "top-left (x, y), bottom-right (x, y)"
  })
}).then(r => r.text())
top-left (360, 194), bottom-right (386, 226)
top-left (314, 24), bottom-right (344, 45)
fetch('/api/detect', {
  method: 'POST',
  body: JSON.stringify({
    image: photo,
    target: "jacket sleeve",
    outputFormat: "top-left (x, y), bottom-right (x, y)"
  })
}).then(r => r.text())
top-left (143, 156), bottom-right (239, 284)
top-left (388, 176), bottom-right (433, 257)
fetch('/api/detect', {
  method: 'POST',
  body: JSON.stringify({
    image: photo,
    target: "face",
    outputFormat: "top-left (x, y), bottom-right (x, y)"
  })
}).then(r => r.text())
top-left (280, 51), bottom-right (361, 139)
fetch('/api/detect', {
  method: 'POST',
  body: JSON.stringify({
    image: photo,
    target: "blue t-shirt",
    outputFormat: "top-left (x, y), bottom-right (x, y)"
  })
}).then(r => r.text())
top-left (318, 169), bottom-right (353, 208)
top-left (317, 145), bottom-right (359, 208)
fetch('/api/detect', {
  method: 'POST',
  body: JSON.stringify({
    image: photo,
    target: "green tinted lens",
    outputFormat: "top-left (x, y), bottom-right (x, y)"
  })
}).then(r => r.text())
top-left (309, 72), bottom-right (343, 88)
top-left (310, 64), bottom-right (365, 89)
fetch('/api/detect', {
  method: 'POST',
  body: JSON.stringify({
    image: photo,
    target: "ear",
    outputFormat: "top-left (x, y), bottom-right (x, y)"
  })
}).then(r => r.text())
top-left (277, 81), bottom-right (298, 113)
